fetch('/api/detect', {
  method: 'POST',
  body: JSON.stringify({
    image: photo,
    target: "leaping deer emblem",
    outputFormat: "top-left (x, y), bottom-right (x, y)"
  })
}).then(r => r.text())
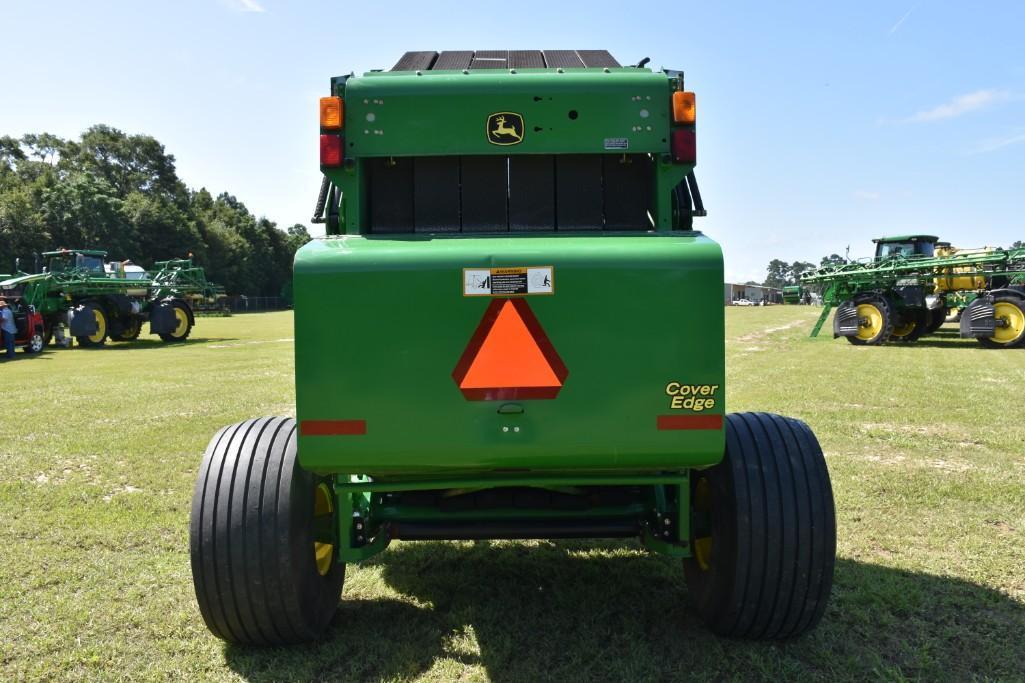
top-left (491, 115), bottom-right (522, 142)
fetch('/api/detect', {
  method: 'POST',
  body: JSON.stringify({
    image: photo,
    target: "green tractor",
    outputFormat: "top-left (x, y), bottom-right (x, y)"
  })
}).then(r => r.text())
top-left (190, 50), bottom-right (836, 645)
top-left (0, 249), bottom-right (220, 347)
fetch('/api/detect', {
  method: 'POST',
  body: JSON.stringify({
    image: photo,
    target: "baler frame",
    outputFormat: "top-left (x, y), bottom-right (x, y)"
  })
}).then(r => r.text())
top-left (189, 50), bottom-right (837, 647)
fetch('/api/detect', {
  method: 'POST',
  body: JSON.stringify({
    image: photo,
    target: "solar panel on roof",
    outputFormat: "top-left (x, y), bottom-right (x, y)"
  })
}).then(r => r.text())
top-left (508, 50), bottom-right (545, 68)
top-left (433, 51), bottom-right (474, 70)
top-left (391, 51), bottom-right (438, 71)
top-left (470, 50), bottom-right (508, 69)
top-left (390, 50), bottom-right (619, 71)
top-left (578, 50), bottom-right (620, 68)
top-left (542, 50), bottom-right (584, 68)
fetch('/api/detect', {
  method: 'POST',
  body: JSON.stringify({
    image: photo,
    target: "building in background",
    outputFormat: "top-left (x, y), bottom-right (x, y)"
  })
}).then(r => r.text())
top-left (724, 283), bottom-right (783, 305)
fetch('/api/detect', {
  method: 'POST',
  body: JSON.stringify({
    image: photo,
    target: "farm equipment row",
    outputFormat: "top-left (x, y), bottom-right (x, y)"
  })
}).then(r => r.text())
top-left (801, 235), bottom-right (1025, 348)
top-left (0, 249), bottom-right (225, 350)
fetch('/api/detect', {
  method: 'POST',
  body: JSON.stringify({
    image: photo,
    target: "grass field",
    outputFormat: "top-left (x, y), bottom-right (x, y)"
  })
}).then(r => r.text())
top-left (1, 308), bottom-right (1023, 681)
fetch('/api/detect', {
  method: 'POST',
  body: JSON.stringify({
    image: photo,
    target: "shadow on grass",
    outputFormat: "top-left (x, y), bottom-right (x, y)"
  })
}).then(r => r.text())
top-left (914, 328), bottom-right (1025, 350)
top-left (2, 352), bottom-right (53, 362)
top-left (900, 339), bottom-right (980, 349)
top-left (56, 337), bottom-right (239, 351)
top-left (222, 541), bottom-right (1024, 681)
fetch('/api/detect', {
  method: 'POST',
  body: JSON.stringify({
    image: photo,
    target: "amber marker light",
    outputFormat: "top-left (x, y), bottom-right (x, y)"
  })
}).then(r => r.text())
top-left (672, 91), bottom-right (696, 124)
top-left (319, 96), bottom-right (344, 130)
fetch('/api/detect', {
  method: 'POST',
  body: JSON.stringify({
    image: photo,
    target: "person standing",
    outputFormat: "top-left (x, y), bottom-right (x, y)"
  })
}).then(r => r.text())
top-left (0, 299), bottom-right (16, 359)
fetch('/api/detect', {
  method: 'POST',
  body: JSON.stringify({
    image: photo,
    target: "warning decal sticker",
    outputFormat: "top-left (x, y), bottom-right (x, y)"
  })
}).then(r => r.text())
top-left (452, 298), bottom-right (568, 401)
top-left (463, 266), bottom-right (554, 296)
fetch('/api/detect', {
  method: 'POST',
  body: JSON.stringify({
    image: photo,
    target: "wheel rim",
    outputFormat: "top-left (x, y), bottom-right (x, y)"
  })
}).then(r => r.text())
top-left (891, 320), bottom-right (916, 338)
top-left (172, 308), bottom-right (189, 338)
top-left (313, 483), bottom-right (335, 576)
top-left (991, 301), bottom-right (1025, 344)
top-left (30, 334), bottom-right (43, 353)
top-left (855, 303), bottom-right (883, 341)
top-left (88, 309), bottom-right (106, 343)
top-left (693, 477), bottom-right (713, 572)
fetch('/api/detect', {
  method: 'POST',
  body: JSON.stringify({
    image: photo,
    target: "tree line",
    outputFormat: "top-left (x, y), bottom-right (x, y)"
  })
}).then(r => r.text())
top-left (0, 125), bottom-right (310, 296)
top-left (760, 256), bottom-right (844, 289)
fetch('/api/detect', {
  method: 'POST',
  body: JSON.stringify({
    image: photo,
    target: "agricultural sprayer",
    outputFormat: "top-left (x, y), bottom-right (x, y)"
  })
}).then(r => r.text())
top-left (0, 249), bottom-right (223, 347)
top-left (802, 235), bottom-right (1025, 348)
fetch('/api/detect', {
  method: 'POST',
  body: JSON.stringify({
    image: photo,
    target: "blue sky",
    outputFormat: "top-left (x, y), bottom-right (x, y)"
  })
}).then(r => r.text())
top-left (2, 0), bottom-right (1023, 282)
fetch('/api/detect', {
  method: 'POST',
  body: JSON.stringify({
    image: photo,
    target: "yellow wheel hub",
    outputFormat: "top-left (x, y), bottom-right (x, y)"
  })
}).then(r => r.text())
top-left (891, 321), bottom-right (916, 338)
top-left (855, 303), bottom-right (884, 341)
top-left (88, 309), bottom-right (107, 343)
top-left (693, 477), bottom-right (713, 572)
top-left (313, 483), bottom-right (335, 576)
top-left (172, 308), bottom-right (189, 337)
top-left (991, 301), bottom-right (1025, 344)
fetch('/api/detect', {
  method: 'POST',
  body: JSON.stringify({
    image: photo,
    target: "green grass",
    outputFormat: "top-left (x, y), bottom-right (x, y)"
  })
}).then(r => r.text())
top-left (1, 308), bottom-right (1023, 681)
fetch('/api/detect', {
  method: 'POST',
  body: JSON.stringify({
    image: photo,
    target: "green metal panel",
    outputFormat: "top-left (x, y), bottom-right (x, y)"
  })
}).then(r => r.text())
top-left (294, 233), bottom-right (725, 478)
top-left (344, 70), bottom-right (672, 157)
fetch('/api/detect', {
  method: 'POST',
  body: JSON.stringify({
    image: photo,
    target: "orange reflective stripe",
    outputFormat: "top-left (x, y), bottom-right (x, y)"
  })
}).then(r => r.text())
top-left (656, 415), bottom-right (723, 431)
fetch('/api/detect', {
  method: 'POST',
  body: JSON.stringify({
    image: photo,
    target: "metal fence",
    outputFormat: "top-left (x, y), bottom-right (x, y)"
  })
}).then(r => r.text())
top-left (222, 296), bottom-right (291, 313)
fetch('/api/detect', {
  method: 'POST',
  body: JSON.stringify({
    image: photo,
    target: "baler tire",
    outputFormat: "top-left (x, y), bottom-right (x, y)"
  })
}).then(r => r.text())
top-left (683, 412), bottom-right (836, 640)
top-left (978, 296), bottom-right (1025, 349)
top-left (158, 300), bottom-right (193, 343)
top-left (189, 416), bottom-right (345, 646)
top-left (845, 294), bottom-right (893, 346)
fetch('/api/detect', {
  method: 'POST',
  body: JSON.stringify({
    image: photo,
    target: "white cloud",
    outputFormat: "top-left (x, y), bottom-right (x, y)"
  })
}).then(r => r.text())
top-left (905, 89), bottom-right (1010, 123)
top-left (854, 190), bottom-right (880, 200)
top-left (889, 4), bottom-right (918, 34)
top-left (226, 0), bottom-right (265, 12)
top-left (972, 131), bottom-right (1025, 154)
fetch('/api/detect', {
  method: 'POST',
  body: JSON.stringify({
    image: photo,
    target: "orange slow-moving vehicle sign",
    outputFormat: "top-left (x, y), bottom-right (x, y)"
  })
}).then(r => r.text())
top-left (453, 298), bottom-right (568, 400)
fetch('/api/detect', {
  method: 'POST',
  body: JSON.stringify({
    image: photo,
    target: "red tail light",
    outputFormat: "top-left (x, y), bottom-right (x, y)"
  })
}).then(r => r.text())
top-left (320, 134), bottom-right (343, 167)
top-left (671, 129), bottom-right (696, 164)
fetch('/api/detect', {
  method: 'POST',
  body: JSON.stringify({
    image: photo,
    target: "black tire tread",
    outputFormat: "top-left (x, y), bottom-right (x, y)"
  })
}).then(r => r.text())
top-left (158, 300), bottom-right (193, 343)
top-left (190, 416), bottom-right (344, 646)
top-left (74, 301), bottom-right (107, 348)
top-left (845, 294), bottom-right (894, 346)
top-left (110, 318), bottom-right (142, 342)
top-left (978, 296), bottom-right (1025, 349)
top-left (684, 412), bottom-right (835, 639)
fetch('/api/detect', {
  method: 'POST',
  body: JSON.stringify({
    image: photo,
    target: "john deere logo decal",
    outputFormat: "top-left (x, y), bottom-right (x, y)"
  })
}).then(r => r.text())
top-left (487, 112), bottom-right (524, 145)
